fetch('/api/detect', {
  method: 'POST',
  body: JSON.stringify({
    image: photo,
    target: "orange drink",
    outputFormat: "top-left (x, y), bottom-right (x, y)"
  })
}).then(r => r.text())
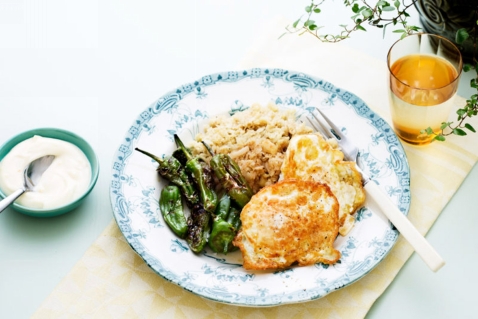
top-left (387, 34), bottom-right (462, 145)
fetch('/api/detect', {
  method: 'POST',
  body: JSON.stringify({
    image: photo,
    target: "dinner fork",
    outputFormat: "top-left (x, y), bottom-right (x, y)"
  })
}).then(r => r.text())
top-left (308, 109), bottom-right (445, 272)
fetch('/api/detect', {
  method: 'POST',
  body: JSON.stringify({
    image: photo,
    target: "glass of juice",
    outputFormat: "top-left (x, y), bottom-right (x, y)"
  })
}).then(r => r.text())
top-left (387, 33), bottom-right (463, 145)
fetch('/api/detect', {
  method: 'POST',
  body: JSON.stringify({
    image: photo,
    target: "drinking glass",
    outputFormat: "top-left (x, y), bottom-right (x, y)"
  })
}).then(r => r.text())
top-left (387, 33), bottom-right (463, 145)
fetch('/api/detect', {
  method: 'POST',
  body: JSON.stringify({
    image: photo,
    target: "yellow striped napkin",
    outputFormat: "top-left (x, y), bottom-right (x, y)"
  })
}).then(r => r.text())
top-left (33, 16), bottom-right (478, 319)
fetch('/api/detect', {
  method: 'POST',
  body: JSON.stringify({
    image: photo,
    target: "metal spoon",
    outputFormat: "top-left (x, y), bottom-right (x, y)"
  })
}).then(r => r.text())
top-left (0, 155), bottom-right (55, 213)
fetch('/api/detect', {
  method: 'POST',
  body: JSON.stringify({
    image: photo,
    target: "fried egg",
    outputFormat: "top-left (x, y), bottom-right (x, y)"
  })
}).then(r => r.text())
top-left (280, 133), bottom-right (366, 235)
top-left (233, 179), bottom-right (341, 270)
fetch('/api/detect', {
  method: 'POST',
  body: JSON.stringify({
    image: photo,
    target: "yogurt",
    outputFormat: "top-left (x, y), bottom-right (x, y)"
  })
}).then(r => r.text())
top-left (0, 135), bottom-right (91, 209)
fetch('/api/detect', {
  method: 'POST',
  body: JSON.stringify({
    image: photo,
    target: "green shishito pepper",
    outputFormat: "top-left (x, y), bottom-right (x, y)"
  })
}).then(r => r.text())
top-left (202, 141), bottom-right (253, 208)
top-left (186, 204), bottom-right (211, 253)
top-left (226, 205), bottom-right (241, 230)
top-left (159, 185), bottom-right (188, 238)
top-left (208, 194), bottom-right (241, 254)
top-left (173, 134), bottom-right (218, 214)
top-left (135, 148), bottom-right (199, 207)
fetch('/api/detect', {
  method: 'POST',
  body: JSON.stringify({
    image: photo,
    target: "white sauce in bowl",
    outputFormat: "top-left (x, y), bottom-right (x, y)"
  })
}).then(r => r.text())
top-left (0, 135), bottom-right (91, 209)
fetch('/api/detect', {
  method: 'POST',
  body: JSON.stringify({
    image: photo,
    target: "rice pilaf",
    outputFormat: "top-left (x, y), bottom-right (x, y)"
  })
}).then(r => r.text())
top-left (189, 102), bottom-right (312, 193)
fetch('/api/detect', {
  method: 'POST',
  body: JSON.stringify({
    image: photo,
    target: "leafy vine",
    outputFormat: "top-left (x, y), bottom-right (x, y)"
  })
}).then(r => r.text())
top-left (285, 1), bottom-right (478, 141)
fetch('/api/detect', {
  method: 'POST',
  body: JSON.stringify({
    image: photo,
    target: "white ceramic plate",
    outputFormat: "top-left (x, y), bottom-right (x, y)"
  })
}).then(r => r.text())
top-left (110, 68), bottom-right (410, 306)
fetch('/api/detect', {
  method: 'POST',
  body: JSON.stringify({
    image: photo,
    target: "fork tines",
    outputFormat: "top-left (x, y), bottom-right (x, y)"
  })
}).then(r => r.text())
top-left (306, 109), bottom-right (337, 141)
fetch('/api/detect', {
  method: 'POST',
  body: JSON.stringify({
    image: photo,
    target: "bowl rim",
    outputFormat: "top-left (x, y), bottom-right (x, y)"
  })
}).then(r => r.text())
top-left (0, 127), bottom-right (100, 215)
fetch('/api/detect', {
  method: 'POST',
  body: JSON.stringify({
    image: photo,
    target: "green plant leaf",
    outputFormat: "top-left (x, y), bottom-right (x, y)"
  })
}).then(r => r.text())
top-left (292, 18), bottom-right (301, 28)
top-left (304, 19), bottom-right (315, 27)
top-left (440, 122), bottom-right (450, 130)
top-left (382, 23), bottom-right (389, 38)
top-left (362, 9), bottom-right (373, 18)
top-left (352, 3), bottom-right (360, 13)
top-left (358, 5), bottom-right (368, 12)
top-left (463, 63), bottom-right (473, 72)
top-left (453, 128), bottom-right (467, 136)
top-left (394, 0), bottom-right (400, 8)
top-left (357, 24), bottom-right (367, 31)
top-left (393, 29), bottom-right (405, 33)
top-left (457, 108), bottom-right (466, 120)
top-left (471, 78), bottom-right (478, 89)
top-left (465, 123), bottom-right (476, 132)
top-left (455, 28), bottom-right (469, 44)
top-left (434, 135), bottom-right (446, 142)
top-left (305, 5), bottom-right (312, 13)
top-left (314, 8), bottom-right (321, 13)
top-left (382, 6), bottom-right (395, 11)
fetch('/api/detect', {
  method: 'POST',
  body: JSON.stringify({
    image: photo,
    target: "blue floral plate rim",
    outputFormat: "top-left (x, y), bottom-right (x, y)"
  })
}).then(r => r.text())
top-left (109, 67), bottom-right (410, 306)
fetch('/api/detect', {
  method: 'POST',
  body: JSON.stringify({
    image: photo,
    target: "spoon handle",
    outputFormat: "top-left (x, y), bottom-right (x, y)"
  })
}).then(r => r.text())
top-left (0, 189), bottom-right (25, 213)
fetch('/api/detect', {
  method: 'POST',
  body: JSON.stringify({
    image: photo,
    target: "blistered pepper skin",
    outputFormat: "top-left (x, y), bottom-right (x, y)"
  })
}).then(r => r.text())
top-left (159, 185), bottom-right (188, 238)
top-left (174, 134), bottom-right (218, 214)
top-left (186, 204), bottom-right (211, 253)
top-left (201, 141), bottom-right (253, 208)
top-left (209, 154), bottom-right (253, 208)
top-left (208, 194), bottom-right (241, 254)
top-left (135, 147), bottom-right (198, 206)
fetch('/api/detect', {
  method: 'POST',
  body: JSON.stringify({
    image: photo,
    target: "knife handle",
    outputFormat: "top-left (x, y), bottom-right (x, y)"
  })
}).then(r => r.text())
top-left (364, 181), bottom-right (445, 272)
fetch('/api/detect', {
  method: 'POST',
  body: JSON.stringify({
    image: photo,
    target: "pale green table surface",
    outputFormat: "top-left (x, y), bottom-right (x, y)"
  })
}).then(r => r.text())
top-left (1, 2), bottom-right (477, 318)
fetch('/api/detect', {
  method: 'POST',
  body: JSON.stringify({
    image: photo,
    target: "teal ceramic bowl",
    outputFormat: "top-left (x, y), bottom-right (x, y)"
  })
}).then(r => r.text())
top-left (0, 128), bottom-right (99, 217)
